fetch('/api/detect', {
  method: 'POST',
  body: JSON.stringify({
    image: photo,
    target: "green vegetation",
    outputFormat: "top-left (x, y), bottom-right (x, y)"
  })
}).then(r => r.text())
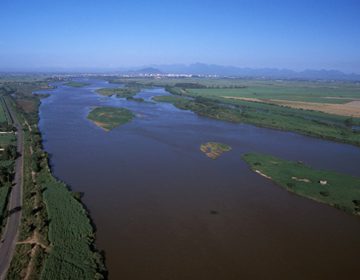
top-left (243, 153), bottom-right (360, 215)
top-left (88, 106), bottom-right (134, 131)
top-left (187, 84), bottom-right (360, 104)
top-left (200, 142), bottom-right (232, 159)
top-left (96, 86), bottom-right (140, 98)
top-left (0, 134), bottom-right (16, 146)
top-left (126, 96), bottom-right (145, 102)
top-left (153, 91), bottom-right (360, 146)
top-left (0, 186), bottom-right (10, 230)
top-left (0, 100), bottom-right (8, 123)
top-left (1, 80), bottom-right (106, 279)
top-left (6, 244), bottom-right (32, 280)
top-left (102, 76), bottom-right (360, 101)
top-left (0, 97), bottom-right (16, 235)
top-left (39, 170), bottom-right (105, 279)
top-left (64, 82), bottom-right (90, 88)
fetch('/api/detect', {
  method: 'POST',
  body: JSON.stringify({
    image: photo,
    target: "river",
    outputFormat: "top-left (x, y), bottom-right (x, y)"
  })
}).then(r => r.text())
top-left (38, 79), bottom-right (360, 279)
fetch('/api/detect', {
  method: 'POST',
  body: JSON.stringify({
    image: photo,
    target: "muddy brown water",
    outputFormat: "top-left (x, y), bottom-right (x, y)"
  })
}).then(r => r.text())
top-left (38, 79), bottom-right (360, 280)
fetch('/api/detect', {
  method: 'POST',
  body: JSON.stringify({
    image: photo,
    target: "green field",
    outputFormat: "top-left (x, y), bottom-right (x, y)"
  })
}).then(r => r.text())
top-left (0, 134), bottom-right (16, 146)
top-left (104, 77), bottom-right (360, 103)
top-left (186, 84), bottom-right (360, 104)
top-left (87, 107), bottom-right (134, 131)
top-left (64, 82), bottom-right (90, 88)
top-left (243, 153), bottom-right (360, 215)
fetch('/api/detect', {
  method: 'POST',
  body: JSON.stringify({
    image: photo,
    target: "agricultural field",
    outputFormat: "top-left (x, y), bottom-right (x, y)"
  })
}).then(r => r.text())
top-left (186, 82), bottom-right (360, 103)
top-left (87, 106), bottom-right (134, 131)
top-left (242, 153), bottom-right (360, 215)
top-left (184, 81), bottom-right (360, 117)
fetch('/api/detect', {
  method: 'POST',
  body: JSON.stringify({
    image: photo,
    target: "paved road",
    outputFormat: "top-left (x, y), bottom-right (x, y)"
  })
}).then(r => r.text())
top-left (0, 97), bottom-right (24, 280)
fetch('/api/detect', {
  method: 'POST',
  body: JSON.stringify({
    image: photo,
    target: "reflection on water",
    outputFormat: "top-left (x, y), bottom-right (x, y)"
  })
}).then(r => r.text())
top-left (38, 79), bottom-right (360, 280)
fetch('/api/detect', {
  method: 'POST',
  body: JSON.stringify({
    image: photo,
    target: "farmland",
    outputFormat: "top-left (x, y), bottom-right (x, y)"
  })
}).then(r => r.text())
top-left (150, 78), bottom-right (360, 146)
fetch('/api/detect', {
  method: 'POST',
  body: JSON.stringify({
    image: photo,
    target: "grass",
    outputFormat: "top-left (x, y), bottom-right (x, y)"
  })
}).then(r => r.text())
top-left (6, 244), bottom-right (32, 280)
top-left (102, 76), bottom-right (360, 102)
top-left (96, 87), bottom-right (140, 98)
top-left (87, 106), bottom-right (134, 131)
top-left (39, 171), bottom-right (105, 280)
top-left (187, 85), bottom-right (360, 104)
top-left (242, 153), bottom-right (360, 215)
top-left (200, 142), bottom-right (232, 159)
top-left (64, 82), bottom-right (90, 88)
top-left (0, 133), bottom-right (16, 146)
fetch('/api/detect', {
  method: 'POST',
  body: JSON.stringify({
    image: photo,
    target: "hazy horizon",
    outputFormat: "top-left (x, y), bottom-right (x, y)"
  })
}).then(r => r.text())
top-left (1, 0), bottom-right (360, 73)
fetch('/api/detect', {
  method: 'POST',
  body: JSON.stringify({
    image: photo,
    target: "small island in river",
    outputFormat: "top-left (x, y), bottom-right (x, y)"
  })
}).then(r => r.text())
top-left (96, 87), bottom-right (141, 98)
top-left (87, 106), bottom-right (134, 131)
top-left (200, 142), bottom-right (232, 159)
top-left (64, 81), bottom-right (90, 87)
top-left (243, 153), bottom-right (360, 215)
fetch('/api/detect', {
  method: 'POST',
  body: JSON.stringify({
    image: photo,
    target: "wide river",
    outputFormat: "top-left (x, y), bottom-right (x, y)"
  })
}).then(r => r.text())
top-left (38, 79), bottom-right (360, 279)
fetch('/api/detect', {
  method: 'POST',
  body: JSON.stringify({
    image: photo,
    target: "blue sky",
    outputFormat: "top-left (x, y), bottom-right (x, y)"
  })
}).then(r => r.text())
top-left (1, 0), bottom-right (359, 72)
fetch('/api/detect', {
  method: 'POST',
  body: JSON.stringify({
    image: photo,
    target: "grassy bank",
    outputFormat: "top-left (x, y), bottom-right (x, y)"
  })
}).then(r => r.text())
top-left (38, 168), bottom-right (105, 279)
top-left (88, 106), bottom-right (134, 131)
top-left (242, 153), bottom-right (360, 215)
top-left (154, 92), bottom-right (360, 146)
top-left (1, 81), bottom-right (106, 279)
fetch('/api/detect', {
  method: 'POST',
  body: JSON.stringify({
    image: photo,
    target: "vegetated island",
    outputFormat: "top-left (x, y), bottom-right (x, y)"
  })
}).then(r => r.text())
top-left (87, 106), bottom-right (134, 131)
top-left (242, 153), bottom-right (360, 215)
top-left (200, 142), bottom-right (232, 159)
top-left (96, 87), bottom-right (141, 99)
top-left (64, 81), bottom-right (90, 88)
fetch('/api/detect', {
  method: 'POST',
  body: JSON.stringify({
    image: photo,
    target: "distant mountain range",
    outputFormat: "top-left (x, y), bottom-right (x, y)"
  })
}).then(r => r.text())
top-left (1, 63), bottom-right (359, 81)
top-left (145, 63), bottom-right (360, 81)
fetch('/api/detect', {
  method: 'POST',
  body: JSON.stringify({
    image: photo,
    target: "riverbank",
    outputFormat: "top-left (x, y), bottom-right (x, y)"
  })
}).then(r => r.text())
top-left (153, 89), bottom-right (360, 147)
top-left (1, 82), bottom-right (106, 279)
